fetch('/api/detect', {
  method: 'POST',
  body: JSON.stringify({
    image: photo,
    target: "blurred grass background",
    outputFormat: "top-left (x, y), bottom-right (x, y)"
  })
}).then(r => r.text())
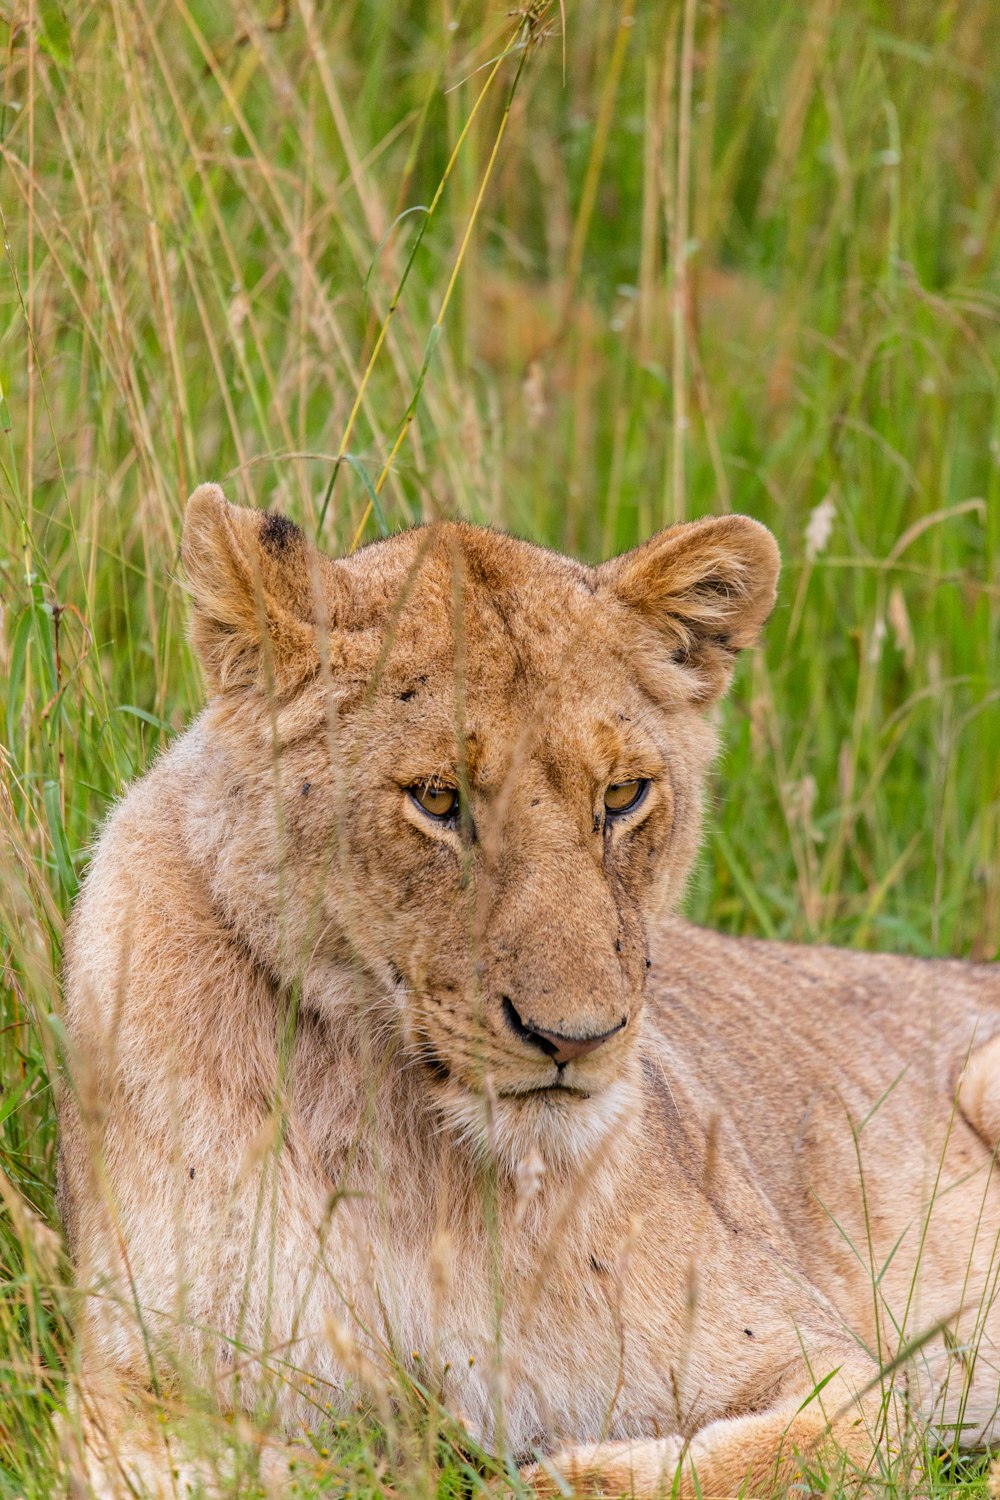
top-left (1, 0), bottom-right (999, 1492)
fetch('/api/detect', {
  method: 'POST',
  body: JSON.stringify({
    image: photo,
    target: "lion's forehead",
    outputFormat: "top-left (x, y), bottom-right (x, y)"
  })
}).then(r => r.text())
top-left (381, 571), bottom-right (623, 695)
top-left (373, 672), bottom-right (666, 801)
top-left (349, 521), bottom-right (602, 655)
top-left (332, 524), bottom-right (679, 785)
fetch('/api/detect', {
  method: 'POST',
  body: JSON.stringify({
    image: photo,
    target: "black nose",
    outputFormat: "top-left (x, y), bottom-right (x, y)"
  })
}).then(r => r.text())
top-left (502, 997), bottom-right (626, 1067)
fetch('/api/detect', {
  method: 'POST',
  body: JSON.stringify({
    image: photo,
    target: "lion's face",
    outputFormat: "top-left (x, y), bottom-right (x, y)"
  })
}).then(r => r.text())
top-left (183, 491), bottom-right (779, 1169)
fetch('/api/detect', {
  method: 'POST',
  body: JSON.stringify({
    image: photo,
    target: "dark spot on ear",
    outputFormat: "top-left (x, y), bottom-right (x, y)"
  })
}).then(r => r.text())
top-left (702, 633), bottom-right (738, 657)
top-left (260, 511), bottom-right (301, 554)
top-left (695, 574), bottom-right (735, 600)
top-left (188, 1166), bottom-right (195, 1180)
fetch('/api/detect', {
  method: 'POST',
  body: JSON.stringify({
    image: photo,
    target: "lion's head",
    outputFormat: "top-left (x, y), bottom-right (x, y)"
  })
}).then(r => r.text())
top-left (182, 488), bottom-right (779, 1170)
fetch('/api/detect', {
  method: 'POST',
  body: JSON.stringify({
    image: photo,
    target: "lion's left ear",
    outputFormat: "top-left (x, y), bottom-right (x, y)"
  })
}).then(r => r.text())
top-left (183, 484), bottom-right (328, 696)
top-left (597, 514), bottom-right (780, 702)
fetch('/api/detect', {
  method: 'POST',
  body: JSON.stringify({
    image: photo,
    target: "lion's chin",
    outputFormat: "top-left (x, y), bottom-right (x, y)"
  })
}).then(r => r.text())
top-left (437, 1075), bottom-right (637, 1175)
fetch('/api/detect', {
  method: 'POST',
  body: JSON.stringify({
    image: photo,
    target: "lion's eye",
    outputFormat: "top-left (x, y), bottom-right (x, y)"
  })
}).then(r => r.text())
top-left (604, 779), bottom-right (648, 817)
top-left (410, 784), bottom-right (460, 821)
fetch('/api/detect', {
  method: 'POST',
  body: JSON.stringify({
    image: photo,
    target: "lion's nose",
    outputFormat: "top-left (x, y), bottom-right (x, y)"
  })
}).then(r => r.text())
top-left (502, 997), bottom-right (626, 1067)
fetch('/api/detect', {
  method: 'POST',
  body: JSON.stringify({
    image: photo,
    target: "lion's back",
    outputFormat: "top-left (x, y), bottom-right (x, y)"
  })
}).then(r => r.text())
top-left (644, 916), bottom-right (1000, 1344)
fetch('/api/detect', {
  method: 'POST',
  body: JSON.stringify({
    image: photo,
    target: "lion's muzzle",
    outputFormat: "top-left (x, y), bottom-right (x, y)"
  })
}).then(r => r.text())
top-left (501, 996), bottom-right (627, 1066)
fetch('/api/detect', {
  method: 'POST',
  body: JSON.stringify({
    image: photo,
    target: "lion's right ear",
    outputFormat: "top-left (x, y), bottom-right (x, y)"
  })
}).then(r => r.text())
top-left (596, 514), bottom-right (780, 703)
top-left (183, 484), bottom-right (323, 695)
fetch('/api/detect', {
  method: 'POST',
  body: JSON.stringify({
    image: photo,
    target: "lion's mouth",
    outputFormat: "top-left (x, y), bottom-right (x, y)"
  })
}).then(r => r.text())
top-left (415, 1042), bottom-right (452, 1083)
top-left (415, 1043), bottom-right (591, 1101)
top-left (498, 1083), bottom-right (592, 1101)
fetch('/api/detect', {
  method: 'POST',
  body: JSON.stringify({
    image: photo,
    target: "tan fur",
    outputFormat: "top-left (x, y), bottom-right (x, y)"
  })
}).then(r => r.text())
top-left (59, 487), bottom-right (1000, 1496)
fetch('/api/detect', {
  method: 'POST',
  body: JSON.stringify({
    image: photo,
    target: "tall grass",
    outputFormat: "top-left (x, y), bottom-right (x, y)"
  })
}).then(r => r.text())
top-left (1, 0), bottom-right (999, 1494)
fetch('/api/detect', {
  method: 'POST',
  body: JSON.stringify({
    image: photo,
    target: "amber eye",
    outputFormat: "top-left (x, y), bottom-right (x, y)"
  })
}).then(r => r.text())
top-left (604, 779), bottom-right (648, 817)
top-left (410, 784), bottom-right (460, 821)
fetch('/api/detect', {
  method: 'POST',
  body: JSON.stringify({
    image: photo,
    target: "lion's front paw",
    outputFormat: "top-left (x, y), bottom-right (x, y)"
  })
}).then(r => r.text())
top-left (522, 1439), bottom-right (685, 1498)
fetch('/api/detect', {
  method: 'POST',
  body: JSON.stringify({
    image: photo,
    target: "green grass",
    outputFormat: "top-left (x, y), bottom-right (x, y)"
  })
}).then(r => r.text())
top-left (1, 0), bottom-right (999, 1494)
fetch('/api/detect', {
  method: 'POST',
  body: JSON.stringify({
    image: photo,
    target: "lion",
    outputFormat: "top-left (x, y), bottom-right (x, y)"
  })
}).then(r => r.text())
top-left (58, 486), bottom-right (1000, 1496)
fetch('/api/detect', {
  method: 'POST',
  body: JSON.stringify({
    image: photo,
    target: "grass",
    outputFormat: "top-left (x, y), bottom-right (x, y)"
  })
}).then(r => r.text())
top-left (0, 0), bottom-right (999, 1494)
